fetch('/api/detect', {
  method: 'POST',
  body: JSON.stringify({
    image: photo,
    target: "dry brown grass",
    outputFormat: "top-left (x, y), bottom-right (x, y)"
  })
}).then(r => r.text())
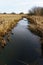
top-left (0, 14), bottom-right (27, 47)
top-left (27, 16), bottom-right (43, 37)
top-left (27, 16), bottom-right (43, 44)
top-left (0, 14), bottom-right (26, 36)
top-left (0, 14), bottom-right (43, 47)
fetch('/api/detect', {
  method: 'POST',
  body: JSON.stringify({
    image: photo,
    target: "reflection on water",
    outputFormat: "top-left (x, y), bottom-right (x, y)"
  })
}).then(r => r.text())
top-left (0, 18), bottom-right (43, 65)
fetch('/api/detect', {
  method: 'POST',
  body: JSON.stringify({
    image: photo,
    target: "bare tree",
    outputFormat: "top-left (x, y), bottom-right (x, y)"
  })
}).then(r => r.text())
top-left (29, 7), bottom-right (43, 15)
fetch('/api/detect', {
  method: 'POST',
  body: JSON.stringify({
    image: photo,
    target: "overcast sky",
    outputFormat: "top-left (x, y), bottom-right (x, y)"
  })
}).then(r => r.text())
top-left (0, 0), bottom-right (43, 13)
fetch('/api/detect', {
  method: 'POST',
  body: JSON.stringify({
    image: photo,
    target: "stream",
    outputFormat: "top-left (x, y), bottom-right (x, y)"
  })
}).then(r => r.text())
top-left (0, 18), bottom-right (42, 65)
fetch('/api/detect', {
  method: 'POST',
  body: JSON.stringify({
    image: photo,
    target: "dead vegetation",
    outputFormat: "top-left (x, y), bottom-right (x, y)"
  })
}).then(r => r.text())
top-left (0, 14), bottom-right (43, 47)
top-left (0, 14), bottom-right (25, 47)
top-left (27, 16), bottom-right (43, 44)
top-left (27, 16), bottom-right (43, 37)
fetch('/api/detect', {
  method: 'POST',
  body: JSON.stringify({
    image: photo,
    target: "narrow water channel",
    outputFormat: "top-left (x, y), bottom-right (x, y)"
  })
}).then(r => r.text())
top-left (0, 18), bottom-right (42, 65)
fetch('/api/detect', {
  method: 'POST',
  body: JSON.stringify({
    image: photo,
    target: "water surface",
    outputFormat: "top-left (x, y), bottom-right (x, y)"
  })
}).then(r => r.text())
top-left (0, 18), bottom-right (41, 65)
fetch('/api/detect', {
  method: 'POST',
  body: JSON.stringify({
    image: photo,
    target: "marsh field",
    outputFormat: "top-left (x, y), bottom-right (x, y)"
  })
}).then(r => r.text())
top-left (0, 14), bottom-right (43, 38)
top-left (0, 14), bottom-right (43, 65)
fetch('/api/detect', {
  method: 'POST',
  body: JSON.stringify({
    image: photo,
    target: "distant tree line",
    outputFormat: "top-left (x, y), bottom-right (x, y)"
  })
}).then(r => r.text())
top-left (28, 7), bottom-right (43, 16)
top-left (11, 12), bottom-right (16, 14)
top-left (0, 12), bottom-right (16, 14)
top-left (19, 12), bottom-right (24, 14)
top-left (0, 12), bottom-right (24, 14)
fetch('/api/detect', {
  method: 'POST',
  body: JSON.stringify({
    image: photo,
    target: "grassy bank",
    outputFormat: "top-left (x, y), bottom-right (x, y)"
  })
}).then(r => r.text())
top-left (0, 14), bottom-right (27, 47)
top-left (27, 16), bottom-right (43, 43)
top-left (27, 16), bottom-right (43, 37)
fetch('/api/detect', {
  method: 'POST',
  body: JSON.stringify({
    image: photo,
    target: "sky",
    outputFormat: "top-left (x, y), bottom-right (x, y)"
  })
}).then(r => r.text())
top-left (0, 0), bottom-right (43, 13)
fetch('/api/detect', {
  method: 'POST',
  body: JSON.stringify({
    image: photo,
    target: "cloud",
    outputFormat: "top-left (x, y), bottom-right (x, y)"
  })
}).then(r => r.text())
top-left (0, 0), bottom-right (43, 13)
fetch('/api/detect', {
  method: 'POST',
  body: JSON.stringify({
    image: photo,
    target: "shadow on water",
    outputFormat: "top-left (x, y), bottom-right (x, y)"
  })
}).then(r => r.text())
top-left (41, 43), bottom-right (43, 57)
top-left (40, 38), bottom-right (43, 57)
top-left (0, 18), bottom-right (43, 65)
